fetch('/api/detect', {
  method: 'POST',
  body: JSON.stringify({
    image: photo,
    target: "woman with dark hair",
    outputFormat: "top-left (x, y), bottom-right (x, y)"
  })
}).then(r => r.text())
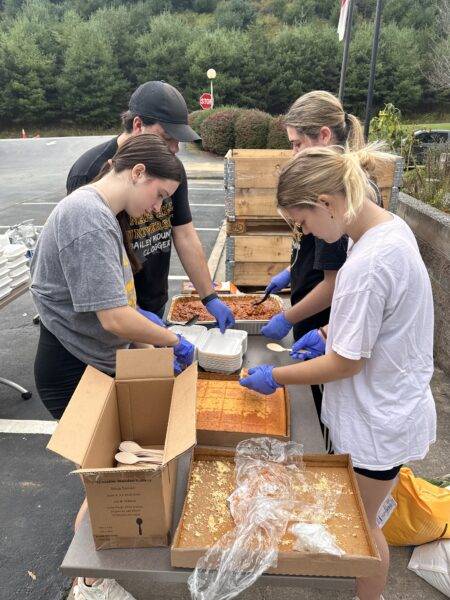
top-left (31, 134), bottom-right (195, 421)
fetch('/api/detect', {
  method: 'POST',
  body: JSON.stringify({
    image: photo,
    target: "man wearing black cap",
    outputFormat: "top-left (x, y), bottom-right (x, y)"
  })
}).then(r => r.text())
top-left (67, 81), bottom-right (235, 332)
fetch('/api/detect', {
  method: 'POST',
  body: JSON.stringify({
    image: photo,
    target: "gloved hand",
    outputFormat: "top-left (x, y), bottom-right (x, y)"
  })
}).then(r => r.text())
top-left (137, 306), bottom-right (166, 328)
top-left (204, 298), bottom-right (235, 334)
top-left (173, 334), bottom-right (195, 374)
top-left (290, 329), bottom-right (326, 361)
top-left (239, 365), bottom-right (282, 395)
top-left (265, 269), bottom-right (291, 295)
top-left (260, 312), bottom-right (293, 340)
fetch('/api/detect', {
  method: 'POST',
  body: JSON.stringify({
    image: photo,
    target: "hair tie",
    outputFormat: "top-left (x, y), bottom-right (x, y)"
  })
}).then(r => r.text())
top-left (344, 112), bottom-right (350, 124)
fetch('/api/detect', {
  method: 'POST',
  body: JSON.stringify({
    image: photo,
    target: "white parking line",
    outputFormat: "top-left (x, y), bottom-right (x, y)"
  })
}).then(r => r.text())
top-left (0, 419), bottom-right (57, 435)
top-left (195, 227), bottom-right (220, 231)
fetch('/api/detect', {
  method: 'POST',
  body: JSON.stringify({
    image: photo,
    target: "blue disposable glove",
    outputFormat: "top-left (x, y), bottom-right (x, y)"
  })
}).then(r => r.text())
top-left (290, 329), bottom-right (326, 361)
top-left (239, 365), bottom-right (282, 395)
top-left (173, 334), bottom-right (195, 374)
top-left (137, 306), bottom-right (166, 328)
top-left (265, 269), bottom-right (291, 295)
top-left (260, 312), bottom-right (293, 340)
top-left (205, 298), bottom-right (235, 334)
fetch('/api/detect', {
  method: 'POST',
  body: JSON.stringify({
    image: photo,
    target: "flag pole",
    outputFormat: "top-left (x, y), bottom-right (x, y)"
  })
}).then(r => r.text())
top-left (338, 0), bottom-right (355, 101)
top-left (364, 0), bottom-right (383, 140)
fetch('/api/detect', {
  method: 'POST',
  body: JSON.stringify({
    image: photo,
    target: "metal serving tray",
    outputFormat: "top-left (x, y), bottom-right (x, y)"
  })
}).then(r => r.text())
top-left (166, 294), bottom-right (284, 335)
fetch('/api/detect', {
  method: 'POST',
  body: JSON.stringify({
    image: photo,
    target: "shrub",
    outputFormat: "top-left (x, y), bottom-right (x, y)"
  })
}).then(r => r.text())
top-left (234, 109), bottom-right (271, 148)
top-left (200, 109), bottom-right (239, 155)
top-left (267, 115), bottom-right (291, 149)
top-left (188, 109), bottom-right (213, 135)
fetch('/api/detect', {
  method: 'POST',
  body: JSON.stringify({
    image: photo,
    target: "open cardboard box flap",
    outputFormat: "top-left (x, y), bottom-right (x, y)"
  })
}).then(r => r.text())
top-left (47, 366), bottom-right (116, 467)
top-left (116, 347), bottom-right (174, 380)
top-left (163, 361), bottom-right (197, 465)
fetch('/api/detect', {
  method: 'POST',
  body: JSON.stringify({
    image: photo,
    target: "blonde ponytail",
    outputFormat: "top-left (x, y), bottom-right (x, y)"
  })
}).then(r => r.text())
top-left (284, 90), bottom-right (364, 150)
top-left (277, 143), bottom-right (396, 222)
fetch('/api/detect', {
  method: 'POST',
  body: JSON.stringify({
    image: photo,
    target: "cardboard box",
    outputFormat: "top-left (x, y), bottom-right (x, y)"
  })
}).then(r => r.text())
top-left (47, 348), bottom-right (197, 550)
top-left (171, 447), bottom-right (381, 578)
top-left (196, 372), bottom-right (290, 447)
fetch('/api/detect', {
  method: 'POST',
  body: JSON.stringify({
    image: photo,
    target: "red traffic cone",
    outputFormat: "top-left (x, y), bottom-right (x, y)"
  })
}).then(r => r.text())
top-left (21, 128), bottom-right (27, 139)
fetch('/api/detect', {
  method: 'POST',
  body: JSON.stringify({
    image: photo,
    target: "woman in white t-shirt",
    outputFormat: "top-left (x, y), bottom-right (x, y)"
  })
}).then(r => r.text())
top-left (240, 144), bottom-right (436, 600)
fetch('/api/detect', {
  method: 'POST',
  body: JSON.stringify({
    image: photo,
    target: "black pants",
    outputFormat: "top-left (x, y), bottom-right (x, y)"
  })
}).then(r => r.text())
top-left (34, 323), bottom-right (87, 420)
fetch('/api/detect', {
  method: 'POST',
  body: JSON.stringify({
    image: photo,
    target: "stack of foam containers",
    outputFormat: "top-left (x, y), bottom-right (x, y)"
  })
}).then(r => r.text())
top-left (169, 326), bottom-right (248, 374)
top-left (0, 245), bottom-right (12, 301)
top-left (4, 243), bottom-right (30, 292)
top-left (197, 329), bottom-right (248, 374)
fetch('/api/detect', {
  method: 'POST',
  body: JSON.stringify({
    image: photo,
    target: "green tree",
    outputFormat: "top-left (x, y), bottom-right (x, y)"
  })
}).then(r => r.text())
top-left (345, 22), bottom-right (423, 116)
top-left (186, 28), bottom-right (248, 108)
top-left (58, 18), bottom-right (128, 125)
top-left (266, 23), bottom-right (341, 114)
top-left (215, 0), bottom-right (257, 30)
top-left (0, 7), bottom-right (56, 124)
top-left (134, 13), bottom-right (197, 101)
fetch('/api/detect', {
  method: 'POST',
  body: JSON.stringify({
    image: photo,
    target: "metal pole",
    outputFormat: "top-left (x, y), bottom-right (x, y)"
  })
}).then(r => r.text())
top-left (338, 0), bottom-right (355, 102)
top-left (210, 80), bottom-right (214, 108)
top-left (364, 0), bottom-right (383, 140)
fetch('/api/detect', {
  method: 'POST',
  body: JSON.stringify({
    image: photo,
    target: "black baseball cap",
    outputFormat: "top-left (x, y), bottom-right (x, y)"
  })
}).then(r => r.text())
top-left (129, 81), bottom-right (200, 142)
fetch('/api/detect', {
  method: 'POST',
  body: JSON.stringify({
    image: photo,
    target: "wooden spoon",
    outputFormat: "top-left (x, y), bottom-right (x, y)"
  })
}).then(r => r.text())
top-left (115, 451), bottom-right (162, 466)
top-left (119, 441), bottom-right (164, 457)
top-left (266, 343), bottom-right (306, 354)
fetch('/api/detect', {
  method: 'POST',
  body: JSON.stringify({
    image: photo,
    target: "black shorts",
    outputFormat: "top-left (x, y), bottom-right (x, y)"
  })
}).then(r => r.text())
top-left (354, 464), bottom-right (403, 481)
top-left (34, 322), bottom-right (87, 420)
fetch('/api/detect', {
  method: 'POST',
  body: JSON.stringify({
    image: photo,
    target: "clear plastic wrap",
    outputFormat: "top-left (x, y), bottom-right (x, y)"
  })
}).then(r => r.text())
top-left (187, 438), bottom-right (346, 600)
top-left (188, 438), bottom-right (306, 600)
top-left (290, 523), bottom-right (344, 556)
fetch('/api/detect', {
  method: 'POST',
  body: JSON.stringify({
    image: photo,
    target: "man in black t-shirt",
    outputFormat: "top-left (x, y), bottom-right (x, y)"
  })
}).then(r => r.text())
top-left (67, 81), bottom-right (234, 332)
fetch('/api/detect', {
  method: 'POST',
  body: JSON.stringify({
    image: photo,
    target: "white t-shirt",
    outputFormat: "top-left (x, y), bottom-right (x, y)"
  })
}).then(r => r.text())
top-left (322, 214), bottom-right (436, 470)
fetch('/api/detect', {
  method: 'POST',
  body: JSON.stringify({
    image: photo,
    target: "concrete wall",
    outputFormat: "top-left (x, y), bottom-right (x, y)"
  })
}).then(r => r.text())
top-left (396, 192), bottom-right (450, 374)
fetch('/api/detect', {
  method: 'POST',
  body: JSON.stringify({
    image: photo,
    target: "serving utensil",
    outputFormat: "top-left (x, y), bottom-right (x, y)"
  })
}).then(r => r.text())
top-left (184, 314), bottom-right (200, 326)
top-left (266, 343), bottom-right (306, 354)
top-left (252, 291), bottom-right (271, 307)
top-left (119, 441), bottom-right (164, 457)
top-left (115, 451), bottom-right (162, 466)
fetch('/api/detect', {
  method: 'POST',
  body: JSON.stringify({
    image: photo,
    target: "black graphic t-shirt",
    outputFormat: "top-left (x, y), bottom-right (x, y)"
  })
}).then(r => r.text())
top-left (66, 137), bottom-right (192, 312)
top-left (290, 233), bottom-right (348, 341)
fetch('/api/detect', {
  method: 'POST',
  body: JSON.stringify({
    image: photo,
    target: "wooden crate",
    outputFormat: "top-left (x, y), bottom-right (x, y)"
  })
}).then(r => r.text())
top-left (371, 156), bottom-right (403, 210)
top-left (226, 234), bottom-right (291, 286)
top-left (226, 217), bottom-right (290, 235)
top-left (225, 149), bottom-right (292, 220)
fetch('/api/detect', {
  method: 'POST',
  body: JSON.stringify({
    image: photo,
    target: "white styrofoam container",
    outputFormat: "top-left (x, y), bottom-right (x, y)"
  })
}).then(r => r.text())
top-left (0, 265), bottom-right (10, 279)
top-left (168, 325), bottom-right (209, 360)
top-left (3, 244), bottom-right (27, 261)
top-left (197, 329), bottom-right (245, 374)
top-left (0, 286), bottom-right (12, 301)
top-left (10, 273), bottom-right (30, 288)
top-left (0, 275), bottom-right (13, 289)
top-left (7, 255), bottom-right (28, 270)
top-left (9, 264), bottom-right (29, 279)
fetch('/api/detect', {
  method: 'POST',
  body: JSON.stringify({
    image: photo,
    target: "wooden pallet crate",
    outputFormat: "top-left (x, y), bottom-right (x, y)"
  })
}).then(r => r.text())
top-left (225, 234), bottom-right (291, 287)
top-left (225, 149), bottom-right (291, 220)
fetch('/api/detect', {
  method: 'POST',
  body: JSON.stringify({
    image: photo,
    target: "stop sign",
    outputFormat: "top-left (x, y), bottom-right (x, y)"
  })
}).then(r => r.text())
top-left (199, 93), bottom-right (213, 110)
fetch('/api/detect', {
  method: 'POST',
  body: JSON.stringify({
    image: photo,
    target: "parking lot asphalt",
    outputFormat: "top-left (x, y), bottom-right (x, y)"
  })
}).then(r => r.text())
top-left (0, 137), bottom-right (225, 600)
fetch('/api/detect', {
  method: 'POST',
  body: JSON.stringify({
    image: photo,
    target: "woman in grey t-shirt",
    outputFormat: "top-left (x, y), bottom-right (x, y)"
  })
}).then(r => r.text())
top-left (31, 134), bottom-right (194, 419)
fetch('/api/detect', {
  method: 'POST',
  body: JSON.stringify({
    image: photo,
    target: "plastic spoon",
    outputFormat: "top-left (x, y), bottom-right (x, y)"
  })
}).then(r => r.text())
top-left (115, 451), bottom-right (162, 466)
top-left (119, 441), bottom-right (164, 457)
top-left (267, 343), bottom-right (306, 354)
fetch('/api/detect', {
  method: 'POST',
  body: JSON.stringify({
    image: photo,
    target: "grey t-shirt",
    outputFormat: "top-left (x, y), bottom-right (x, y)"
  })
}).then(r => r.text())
top-left (30, 187), bottom-right (136, 374)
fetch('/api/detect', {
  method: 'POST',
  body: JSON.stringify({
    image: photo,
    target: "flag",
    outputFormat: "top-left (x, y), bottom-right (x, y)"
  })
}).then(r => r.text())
top-left (338, 0), bottom-right (349, 41)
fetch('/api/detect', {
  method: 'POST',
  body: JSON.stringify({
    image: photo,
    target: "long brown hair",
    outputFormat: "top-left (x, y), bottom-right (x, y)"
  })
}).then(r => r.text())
top-left (94, 134), bottom-right (183, 273)
top-left (284, 90), bottom-right (364, 150)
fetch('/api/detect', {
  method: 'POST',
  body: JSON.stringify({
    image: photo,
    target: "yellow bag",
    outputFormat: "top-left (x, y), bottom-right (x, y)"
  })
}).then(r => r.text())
top-left (383, 467), bottom-right (450, 546)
